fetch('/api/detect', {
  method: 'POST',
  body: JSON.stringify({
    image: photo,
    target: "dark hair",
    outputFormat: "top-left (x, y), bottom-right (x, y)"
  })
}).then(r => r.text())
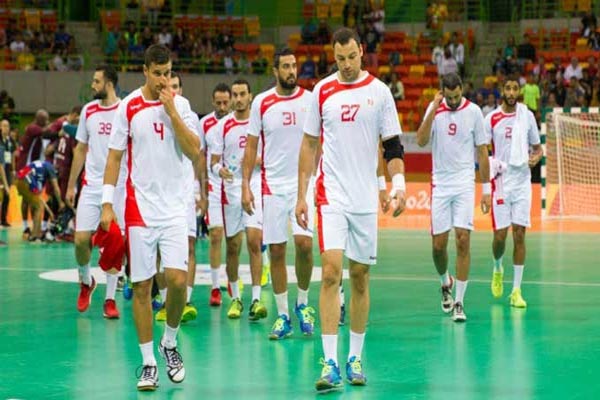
top-left (212, 83), bottom-right (231, 98)
top-left (171, 71), bottom-right (182, 88)
top-left (144, 44), bottom-right (171, 67)
top-left (231, 78), bottom-right (251, 93)
top-left (71, 105), bottom-right (83, 115)
top-left (274, 46), bottom-right (295, 68)
top-left (332, 27), bottom-right (361, 47)
top-left (504, 75), bottom-right (520, 86)
top-left (96, 64), bottom-right (118, 87)
top-left (442, 73), bottom-right (463, 90)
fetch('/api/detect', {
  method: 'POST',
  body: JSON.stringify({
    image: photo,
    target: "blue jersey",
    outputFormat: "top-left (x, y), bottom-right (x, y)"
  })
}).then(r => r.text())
top-left (17, 160), bottom-right (57, 193)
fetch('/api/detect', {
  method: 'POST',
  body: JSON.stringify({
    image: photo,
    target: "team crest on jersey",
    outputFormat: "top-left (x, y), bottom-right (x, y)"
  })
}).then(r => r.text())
top-left (367, 98), bottom-right (374, 106)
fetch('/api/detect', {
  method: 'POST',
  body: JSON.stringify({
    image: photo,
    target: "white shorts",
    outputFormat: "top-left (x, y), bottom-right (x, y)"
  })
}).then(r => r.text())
top-left (492, 182), bottom-right (532, 230)
top-left (186, 193), bottom-right (197, 238)
top-left (205, 189), bottom-right (223, 229)
top-left (75, 184), bottom-right (125, 232)
top-left (317, 205), bottom-right (378, 265)
top-left (127, 223), bottom-right (188, 283)
top-left (223, 191), bottom-right (262, 238)
top-left (431, 185), bottom-right (474, 235)
top-left (263, 189), bottom-right (315, 244)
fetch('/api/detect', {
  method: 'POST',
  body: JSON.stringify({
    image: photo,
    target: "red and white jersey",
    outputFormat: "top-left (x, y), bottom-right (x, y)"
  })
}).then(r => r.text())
top-left (108, 88), bottom-right (199, 227)
top-left (76, 99), bottom-right (126, 188)
top-left (304, 72), bottom-right (401, 213)
top-left (200, 111), bottom-right (222, 196)
top-left (248, 86), bottom-right (311, 195)
top-left (484, 106), bottom-right (540, 185)
top-left (212, 113), bottom-right (260, 196)
top-left (426, 98), bottom-right (488, 187)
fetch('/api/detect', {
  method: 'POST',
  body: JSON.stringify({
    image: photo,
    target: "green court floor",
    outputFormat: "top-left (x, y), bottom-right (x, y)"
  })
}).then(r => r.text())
top-left (0, 227), bottom-right (598, 400)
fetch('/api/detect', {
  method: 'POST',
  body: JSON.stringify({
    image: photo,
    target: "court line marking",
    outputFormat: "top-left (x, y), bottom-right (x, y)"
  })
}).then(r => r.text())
top-left (370, 275), bottom-right (600, 287)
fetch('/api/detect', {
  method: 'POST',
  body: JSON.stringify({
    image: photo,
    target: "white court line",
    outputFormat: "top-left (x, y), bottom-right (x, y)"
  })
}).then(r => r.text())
top-left (370, 275), bottom-right (600, 287)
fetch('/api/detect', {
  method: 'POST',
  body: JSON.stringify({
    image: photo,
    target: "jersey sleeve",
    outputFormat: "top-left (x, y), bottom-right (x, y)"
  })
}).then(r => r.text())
top-left (108, 100), bottom-right (129, 151)
top-left (75, 104), bottom-right (89, 144)
top-left (424, 102), bottom-right (436, 135)
top-left (379, 85), bottom-right (402, 140)
top-left (211, 119), bottom-right (225, 156)
top-left (303, 88), bottom-right (322, 137)
top-left (473, 107), bottom-right (489, 146)
top-left (247, 96), bottom-right (262, 137)
top-left (178, 97), bottom-right (200, 138)
top-left (527, 109), bottom-right (541, 145)
top-left (483, 112), bottom-right (493, 145)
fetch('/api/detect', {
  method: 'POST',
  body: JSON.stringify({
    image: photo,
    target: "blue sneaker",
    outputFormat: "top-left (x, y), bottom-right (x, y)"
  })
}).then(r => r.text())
top-left (152, 295), bottom-right (164, 311)
top-left (345, 356), bottom-right (367, 385)
top-left (123, 278), bottom-right (133, 300)
top-left (339, 303), bottom-right (346, 326)
top-left (315, 358), bottom-right (343, 393)
top-left (268, 314), bottom-right (293, 340)
top-left (294, 303), bottom-right (315, 336)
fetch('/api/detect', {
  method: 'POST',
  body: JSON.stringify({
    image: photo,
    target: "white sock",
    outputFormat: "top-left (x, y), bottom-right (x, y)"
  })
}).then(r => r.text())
top-left (455, 279), bottom-right (468, 304)
top-left (513, 265), bottom-right (524, 290)
top-left (162, 323), bottom-right (179, 348)
top-left (186, 286), bottom-right (194, 303)
top-left (210, 267), bottom-right (220, 289)
top-left (139, 341), bottom-right (157, 366)
top-left (440, 271), bottom-right (451, 286)
top-left (297, 287), bottom-right (309, 307)
top-left (105, 273), bottom-right (118, 300)
top-left (348, 331), bottom-right (366, 360)
top-left (322, 334), bottom-right (338, 365)
top-left (339, 285), bottom-right (345, 305)
top-left (42, 221), bottom-right (47, 231)
top-left (78, 263), bottom-right (92, 286)
top-left (252, 285), bottom-right (261, 302)
top-left (494, 257), bottom-right (504, 273)
top-left (230, 280), bottom-right (240, 299)
top-left (159, 288), bottom-right (167, 302)
top-left (22, 220), bottom-right (29, 230)
top-left (274, 291), bottom-right (289, 317)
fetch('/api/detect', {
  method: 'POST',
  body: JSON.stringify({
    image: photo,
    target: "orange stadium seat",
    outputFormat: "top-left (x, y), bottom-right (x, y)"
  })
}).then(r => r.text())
top-left (201, 14), bottom-right (215, 33)
top-left (395, 100), bottom-right (415, 113)
top-left (404, 88), bottom-right (423, 101)
top-left (403, 54), bottom-right (419, 64)
top-left (229, 16), bottom-right (244, 37)
top-left (23, 9), bottom-right (41, 31)
top-left (100, 10), bottom-right (121, 30)
top-left (394, 65), bottom-right (410, 77)
top-left (40, 9), bottom-right (57, 32)
top-left (245, 16), bottom-right (260, 37)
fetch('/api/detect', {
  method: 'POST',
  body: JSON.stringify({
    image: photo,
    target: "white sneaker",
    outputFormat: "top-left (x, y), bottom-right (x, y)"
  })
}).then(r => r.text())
top-left (441, 276), bottom-right (454, 313)
top-left (158, 341), bottom-right (186, 383)
top-left (136, 365), bottom-right (159, 391)
top-left (451, 302), bottom-right (467, 322)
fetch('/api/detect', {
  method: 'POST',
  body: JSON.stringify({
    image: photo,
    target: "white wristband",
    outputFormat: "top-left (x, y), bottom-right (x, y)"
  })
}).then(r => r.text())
top-left (391, 174), bottom-right (406, 192)
top-left (211, 163), bottom-right (223, 176)
top-left (482, 182), bottom-right (492, 195)
top-left (378, 176), bottom-right (386, 191)
top-left (102, 184), bottom-right (115, 205)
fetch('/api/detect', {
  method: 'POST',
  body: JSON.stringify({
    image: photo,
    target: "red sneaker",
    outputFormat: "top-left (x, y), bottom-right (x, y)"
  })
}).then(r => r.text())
top-left (77, 277), bottom-right (97, 312)
top-left (103, 299), bottom-right (120, 319)
top-left (209, 288), bottom-right (222, 306)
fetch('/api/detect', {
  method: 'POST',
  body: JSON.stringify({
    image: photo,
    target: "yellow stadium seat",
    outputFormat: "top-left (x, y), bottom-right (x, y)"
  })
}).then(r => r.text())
top-left (378, 65), bottom-right (391, 76)
top-left (409, 64), bottom-right (425, 77)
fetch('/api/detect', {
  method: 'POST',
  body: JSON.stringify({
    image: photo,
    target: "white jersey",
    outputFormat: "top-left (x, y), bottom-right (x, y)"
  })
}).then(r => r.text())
top-left (76, 99), bottom-right (126, 188)
top-left (304, 72), bottom-right (401, 213)
top-left (212, 113), bottom-right (261, 198)
top-left (248, 86), bottom-right (311, 195)
top-left (183, 112), bottom-right (202, 200)
top-left (108, 88), bottom-right (199, 227)
top-left (200, 112), bottom-right (222, 196)
top-left (484, 107), bottom-right (540, 186)
top-left (426, 98), bottom-right (488, 187)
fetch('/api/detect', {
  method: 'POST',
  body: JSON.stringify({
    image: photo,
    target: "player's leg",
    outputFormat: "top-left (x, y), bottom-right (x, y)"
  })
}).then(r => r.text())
top-left (20, 193), bottom-right (30, 239)
top-left (181, 200), bottom-right (198, 322)
top-left (508, 224), bottom-right (527, 307)
top-left (154, 266), bottom-right (168, 321)
top-left (453, 227), bottom-right (470, 322)
top-left (315, 205), bottom-right (346, 393)
top-left (208, 225), bottom-right (224, 306)
top-left (29, 194), bottom-right (43, 240)
top-left (490, 187), bottom-right (511, 298)
top-left (225, 231), bottom-right (243, 318)
top-left (246, 226), bottom-right (267, 321)
top-left (431, 187), bottom-right (455, 312)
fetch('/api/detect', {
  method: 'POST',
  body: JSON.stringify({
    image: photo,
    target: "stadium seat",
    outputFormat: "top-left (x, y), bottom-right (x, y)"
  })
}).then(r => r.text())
top-left (230, 16), bottom-right (244, 37)
top-left (378, 65), bottom-right (391, 76)
top-left (316, 2), bottom-right (329, 19)
top-left (173, 14), bottom-right (188, 30)
top-left (409, 64), bottom-right (425, 77)
top-left (260, 43), bottom-right (275, 60)
top-left (403, 54), bottom-right (419, 65)
top-left (287, 33), bottom-right (301, 50)
top-left (201, 15), bottom-right (215, 33)
top-left (395, 100), bottom-right (414, 113)
top-left (394, 65), bottom-right (410, 77)
top-left (100, 10), bottom-right (121, 30)
top-left (23, 9), bottom-right (41, 31)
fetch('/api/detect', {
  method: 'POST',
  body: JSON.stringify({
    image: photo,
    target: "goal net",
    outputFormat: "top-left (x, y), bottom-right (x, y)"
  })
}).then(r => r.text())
top-left (542, 108), bottom-right (600, 219)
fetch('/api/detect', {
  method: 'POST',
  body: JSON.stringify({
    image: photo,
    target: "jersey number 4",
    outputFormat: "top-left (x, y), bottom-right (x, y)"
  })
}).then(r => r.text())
top-left (341, 104), bottom-right (360, 122)
top-left (154, 122), bottom-right (165, 140)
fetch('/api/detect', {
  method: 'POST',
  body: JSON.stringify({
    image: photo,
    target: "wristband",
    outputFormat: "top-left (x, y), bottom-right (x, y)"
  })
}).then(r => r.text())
top-left (378, 176), bottom-right (386, 191)
top-left (391, 174), bottom-right (406, 192)
top-left (102, 184), bottom-right (115, 204)
top-left (211, 163), bottom-right (223, 175)
top-left (482, 182), bottom-right (492, 195)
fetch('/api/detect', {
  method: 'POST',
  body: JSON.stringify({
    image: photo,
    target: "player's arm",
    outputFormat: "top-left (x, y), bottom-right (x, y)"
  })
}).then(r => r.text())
top-left (382, 135), bottom-right (406, 217)
top-left (296, 133), bottom-right (319, 229)
top-left (0, 158), bottom-right (8, 194)
top-left (477, 144), bottom-right (491, 214)
top-left (241, 135), bottom-right (259, 214)
top-left (194, 151), bottom-right (208, 214)
top-left (416, 91), bottom-right (443, 147)
top-left (529, 144), bottom-right (542, 167)
top-left (66, 142), bottom-right (88, 207)
top-left (377, 145), bottom-right (390, 213)
top-left (160, 91), bottom-right (200, 163)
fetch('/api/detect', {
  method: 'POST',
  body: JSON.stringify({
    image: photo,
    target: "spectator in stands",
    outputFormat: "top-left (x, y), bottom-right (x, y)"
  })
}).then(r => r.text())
top-left (590, 78), bottom-right (600, 107)
top-left (1, 119), bottom-right (16, 227)
top-left (581, 11), bottom-right (597, 38)
top-left (552, 78), bottom-right (566, 106)
top-left (533, 56), bottom-right (547, 80)
top-left (0, 91), bottom-right (17, 127)
top-left (126, 0), bottom-right (141, 23)
top-left (237, 52), bottom-right (251, 74)
top-left (66, 38), bottom-right (84, 71)
top-left (223, 46), bottom-right (234, 75)
top-left (171, 26), bottom-right (186, 55)
top-left (481, 93), bottom-right (497, 117)
top-left (343, 0), bottom-right (362, 29)
top-left (503, 35), bottom-right (517, 61)
top-left (587, 56), bottom-right (598, 78)
top-left (463, 81), bottom-right (477, 102)
top-left (158, 23), bottom-right (172, 47)
top-left (29, 31), bottom-right (46, 56)
top-left (48, 43), bottom-right (67, 71)
top-left (301, 17), bottom-right (317, 44)
top-left (449, 32), bottom-right (465, 78)
top-left (564, 57), bottom-right (583, 82)
top-left (54, 23), bottom-right (71, 48)
top-left (368, 0), bottom-right (385, 36)
top-left (564, 79), bottom-right (580, 108)
top-left (388, 72), bottom-right (404, 100)
top-left (588, 27), bottom-right (600, 50)
top-left (475, 92), bottom-right (485, 108)
top-left (492, 48), bottom-right (505, 74)
top-left (216, 26), bottom-right (235, 53)
top-left (299, 55), bottom-right (317, 79)
top-left (517, 34), bottom-right (536, 65)
top-left (9, 32), bottom-right (26, 57)
top-left (439, 47), bottom-right (458, 76)
top-left (16, 45), bottom-right (35, 71)
top-left (140, 26), bottom-right (155, 49)
top-left (521, 72), bottom-right (541, 115)
top-left (317, 50), bottom-right (329, 78)
top-left (143, 0), bottom-right (164, 27)
top-left (0, 27), bottom-right (7, 48)
top-left (505, 56), bottom-right (520, 76)
top-left (252, 49), bottom-right (268, 75)
top-left (105, 25), bottom-right (120, 62)
top-left (363, 21), bottom-right (381, 68)
top-left (315, 19), bottom-right (331, 45)
top-left (432, 37), bottom-right (444, 75)
top-left (545, 92), bottom-right (559, 108)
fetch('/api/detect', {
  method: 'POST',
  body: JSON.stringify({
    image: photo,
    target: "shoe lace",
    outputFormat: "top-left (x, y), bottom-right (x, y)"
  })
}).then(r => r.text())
top-left (136, 365), bottom-right (157, 380)
top-left (164, 347), bottom-right (183, 367)
top-left (273, 316), bottom-right (287, 332)
top-left (319, 358), bottom-right (334, 375)
top-left (299, 306), bottom-right (315, 324)
top-left (349, 358), bottom-right (363, 374)
top-left (441, 285), bottom-right (452, 300)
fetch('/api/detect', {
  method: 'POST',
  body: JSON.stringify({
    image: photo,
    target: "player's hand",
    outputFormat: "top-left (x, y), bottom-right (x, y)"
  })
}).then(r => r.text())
top-left (197, 198), bottom-right (208, 217)
top-left (390, 189), bottom-right (406, 217)
top-left (528, 153), bottom-right (541, 168)
top-left (100, 203), bottom-right (117, 231)
top-left (241, 184), bottom-right (255, 215)
top-left (481, 193), bottom-right (491, 214)
top-left (433, 91), bottom-right (444, 108)
top-left (65, 186), bottom-right (76, 208)
top-left (295, 198), bottom-right (309, 230)
top-left (379, 190), bottom-right (390, 213)
top-left (219, 167), bottom-right (234, 182)
top-left (159, 87), bottom-right (177, 117)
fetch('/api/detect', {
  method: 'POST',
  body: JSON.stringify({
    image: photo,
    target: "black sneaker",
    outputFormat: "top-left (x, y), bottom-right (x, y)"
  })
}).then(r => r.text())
top-left (136, 365), bottom-right (159, 391)
top-left (158, 341), bottom-right (185, 383)
top-left (441, 276), bottom-right (454, 313)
